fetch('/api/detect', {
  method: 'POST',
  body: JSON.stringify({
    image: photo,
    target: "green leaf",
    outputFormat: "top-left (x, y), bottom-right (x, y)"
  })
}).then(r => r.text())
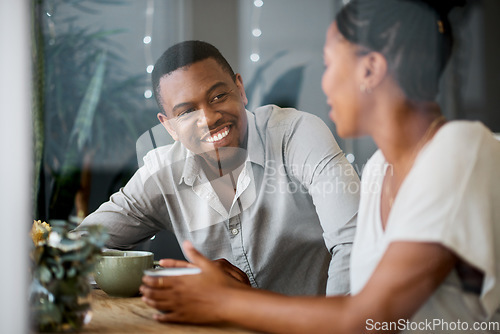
top-left (38, 265), bottom-right (52, 283)
top-left (66, 267), bottom-right (77, 278)
top-left (69, 51), bottom-right (107, 151)
top-left (53, 263), bottom-right (65, 280)
top-left (89, 29), bottom-right (127, 39)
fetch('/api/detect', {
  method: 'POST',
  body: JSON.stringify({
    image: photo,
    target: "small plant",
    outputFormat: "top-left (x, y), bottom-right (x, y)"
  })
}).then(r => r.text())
top-left (30, 220), bottom-right (108, 332)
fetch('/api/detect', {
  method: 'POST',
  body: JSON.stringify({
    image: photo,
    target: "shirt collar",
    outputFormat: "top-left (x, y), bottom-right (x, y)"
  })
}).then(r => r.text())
top-left (179, 149), bottom-right (200, 186)
top-left (179, 109), bottom-right (265, 186)
top-left (246, 109), bottom-right (265, 168)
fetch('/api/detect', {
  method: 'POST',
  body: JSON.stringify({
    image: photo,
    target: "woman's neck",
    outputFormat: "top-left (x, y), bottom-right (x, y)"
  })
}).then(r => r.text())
top-left (371, 99), bottom-right (443, 176)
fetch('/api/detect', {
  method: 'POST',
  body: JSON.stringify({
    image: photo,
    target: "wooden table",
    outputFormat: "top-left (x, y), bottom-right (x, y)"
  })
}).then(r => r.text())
top-left (82, 289), bottom-right (257, 333)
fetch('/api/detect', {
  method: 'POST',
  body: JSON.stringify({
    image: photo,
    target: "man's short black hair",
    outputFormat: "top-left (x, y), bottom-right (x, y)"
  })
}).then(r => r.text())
top-left (152, 40), bottom-right (235, 113)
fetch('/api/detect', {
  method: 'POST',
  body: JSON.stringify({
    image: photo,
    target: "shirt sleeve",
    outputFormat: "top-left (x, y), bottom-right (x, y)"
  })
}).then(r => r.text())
top-left (387, 122), bottom-right (500, 318)
top-left (284, 111), bottom-right (360, 295)
top-left (78, 164), bottom-right (171, 250)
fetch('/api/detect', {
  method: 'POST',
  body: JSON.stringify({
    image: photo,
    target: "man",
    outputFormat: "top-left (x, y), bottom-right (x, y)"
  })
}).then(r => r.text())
top-left (80, 40), bottom-right (359, 296)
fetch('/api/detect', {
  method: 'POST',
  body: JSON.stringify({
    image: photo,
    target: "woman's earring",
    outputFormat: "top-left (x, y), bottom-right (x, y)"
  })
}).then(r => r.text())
top-left (360, 83), bottom-right (372, 94)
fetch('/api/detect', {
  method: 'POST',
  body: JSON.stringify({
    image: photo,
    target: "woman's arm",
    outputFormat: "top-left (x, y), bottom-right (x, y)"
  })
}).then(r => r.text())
top-left (141, 241), bottom-right (457, 334)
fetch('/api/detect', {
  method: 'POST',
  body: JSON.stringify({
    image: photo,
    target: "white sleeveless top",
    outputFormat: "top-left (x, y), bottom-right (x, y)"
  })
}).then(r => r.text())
top-left (351, 121), bottom-right (500, 333)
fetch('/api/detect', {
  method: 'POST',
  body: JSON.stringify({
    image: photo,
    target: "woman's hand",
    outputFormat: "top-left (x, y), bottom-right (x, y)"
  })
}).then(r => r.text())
top-left (140, 241), bottom-right (250, 324)
top-left (211, 258), bottom-right (252, 286)
top-left (158, 256), bottom-right (251, 286)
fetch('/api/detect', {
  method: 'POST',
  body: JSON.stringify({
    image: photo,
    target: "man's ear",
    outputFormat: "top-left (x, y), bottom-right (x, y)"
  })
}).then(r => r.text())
top-left (234, 73), bottom-right (248, 106)
top-left (157, 113), bottom-right (178, 141)
top-left (359, 51), bottom-right (388, 90)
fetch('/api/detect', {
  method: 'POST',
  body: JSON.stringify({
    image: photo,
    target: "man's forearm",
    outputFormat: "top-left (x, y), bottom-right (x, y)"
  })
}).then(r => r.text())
top-left (78, 201), bottom-right (159, 249)
top-left (326, 243), bottom-right (352, 295)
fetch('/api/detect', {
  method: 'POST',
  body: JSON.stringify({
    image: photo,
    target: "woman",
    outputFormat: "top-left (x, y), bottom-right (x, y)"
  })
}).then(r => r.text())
top-left (140, 0), bottom-right (500, 332)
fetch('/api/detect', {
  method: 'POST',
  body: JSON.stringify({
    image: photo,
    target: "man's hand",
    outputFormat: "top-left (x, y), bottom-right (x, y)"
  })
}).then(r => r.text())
top-left (158, 254), bottom-right (251, 286)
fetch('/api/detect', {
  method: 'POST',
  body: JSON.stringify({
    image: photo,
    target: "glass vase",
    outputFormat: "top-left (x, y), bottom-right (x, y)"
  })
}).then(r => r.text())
top-left (31, 276), bottom-right (92, 332)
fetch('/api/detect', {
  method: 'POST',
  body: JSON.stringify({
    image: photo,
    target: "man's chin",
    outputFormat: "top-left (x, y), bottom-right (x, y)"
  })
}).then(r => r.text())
top-left (198, 146), bottom-right (247, 172)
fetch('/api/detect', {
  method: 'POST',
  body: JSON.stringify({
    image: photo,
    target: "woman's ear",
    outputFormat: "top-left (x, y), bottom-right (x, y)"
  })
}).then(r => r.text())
top-left (157, 113), bottom-right (179, 141)
top-left (359, 52), bottom-right (388, 91)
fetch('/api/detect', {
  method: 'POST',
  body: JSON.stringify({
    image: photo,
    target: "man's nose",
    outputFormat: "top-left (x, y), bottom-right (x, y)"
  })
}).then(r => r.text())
top-left (197, 106), bottom-right (221, 128)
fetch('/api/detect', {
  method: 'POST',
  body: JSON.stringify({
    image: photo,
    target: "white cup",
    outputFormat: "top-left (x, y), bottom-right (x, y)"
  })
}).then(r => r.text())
top-left (143, 267), bottom-right (201, 276)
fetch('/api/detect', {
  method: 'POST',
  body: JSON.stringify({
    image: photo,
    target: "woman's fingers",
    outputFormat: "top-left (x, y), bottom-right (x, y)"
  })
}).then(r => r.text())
top-left (139, 242), bottom-right (244, 325)
top-left (142, 295), bottom-right (173, 310)
top-left (182, 240), bottom-right (211, 269)
top-left (141, 275), bottom-right (179, 289)
top-left (154, 310), bottom-right (182, 323)
top-left (158, 258), bottom-right (197, 268)
top-left (213, 259), bottom-right (251, 285)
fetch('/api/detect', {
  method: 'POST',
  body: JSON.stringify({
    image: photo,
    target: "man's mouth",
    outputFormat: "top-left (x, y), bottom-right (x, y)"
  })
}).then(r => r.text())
top-left (202, 126), bottom-right (231, 143)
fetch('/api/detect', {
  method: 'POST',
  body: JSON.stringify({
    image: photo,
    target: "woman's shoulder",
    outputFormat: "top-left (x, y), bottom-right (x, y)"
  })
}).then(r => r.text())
top-left (426, 120), bottom-right (499, 161)
top-left (410, 120), bottom-right (500, 196)
top-left (436, 120), bottom-right (497, 146)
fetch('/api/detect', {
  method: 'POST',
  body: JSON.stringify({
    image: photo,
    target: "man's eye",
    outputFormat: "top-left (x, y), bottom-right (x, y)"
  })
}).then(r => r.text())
top-left (211, 92), bottom-right (229, 103)
top-left (178, 108), bottom-right (195, 118)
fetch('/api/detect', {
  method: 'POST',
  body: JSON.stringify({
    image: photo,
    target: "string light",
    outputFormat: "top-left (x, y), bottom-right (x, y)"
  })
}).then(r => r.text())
top-left (346, 153), bottom-right (355, 164)
top-left (344, 138), bottom-right (355, 167)
top-left (143, 0), bottom-right (155, 99)
top-left (250, 0), bottom-right (263, 63)
top-left (252, 28), bottom-right (262, 37)
top-left (254, 0), bottom-right (264, 7)
top-left (250, 53), bottom-right (260, 62)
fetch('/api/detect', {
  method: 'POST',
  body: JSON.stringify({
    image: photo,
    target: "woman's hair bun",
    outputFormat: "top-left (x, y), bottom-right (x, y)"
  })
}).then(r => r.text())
top-left (418, 0), bottom-right (467, 16)
top-left (336, 0), bottom-right (465, 101)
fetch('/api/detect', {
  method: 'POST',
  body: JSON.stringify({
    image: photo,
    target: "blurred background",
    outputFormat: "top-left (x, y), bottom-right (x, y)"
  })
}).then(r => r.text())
top-left (32, 0), bottom-right (500, 259)
top-left (1, 0), bottom-right (499, 330)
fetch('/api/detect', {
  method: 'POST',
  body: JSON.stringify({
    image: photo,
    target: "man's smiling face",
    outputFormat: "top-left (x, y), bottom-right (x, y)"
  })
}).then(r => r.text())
top-left (157, 58), bottom-right (249, 172)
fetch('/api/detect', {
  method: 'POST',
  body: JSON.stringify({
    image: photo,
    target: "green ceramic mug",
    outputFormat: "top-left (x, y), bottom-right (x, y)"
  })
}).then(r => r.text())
top-left (94, 250), bottom-right (154, 297)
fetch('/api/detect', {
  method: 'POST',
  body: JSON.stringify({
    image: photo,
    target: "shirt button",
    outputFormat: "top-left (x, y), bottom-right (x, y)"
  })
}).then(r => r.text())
top-left (231, 228), bottom-right (239, 235)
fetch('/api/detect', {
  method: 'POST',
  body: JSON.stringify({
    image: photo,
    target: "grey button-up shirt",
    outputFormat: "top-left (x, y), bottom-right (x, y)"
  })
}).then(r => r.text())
top-left (80, 105), bottom-right (359, 296)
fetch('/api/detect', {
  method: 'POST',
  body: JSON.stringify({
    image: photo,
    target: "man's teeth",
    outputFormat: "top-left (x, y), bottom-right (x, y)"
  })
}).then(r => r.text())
top-left (206, 128), bottom-right (230, 143)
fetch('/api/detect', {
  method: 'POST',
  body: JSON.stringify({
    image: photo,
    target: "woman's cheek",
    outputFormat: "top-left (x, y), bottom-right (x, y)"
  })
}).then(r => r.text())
top-left (321, 69), bottom-right (334, 99)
